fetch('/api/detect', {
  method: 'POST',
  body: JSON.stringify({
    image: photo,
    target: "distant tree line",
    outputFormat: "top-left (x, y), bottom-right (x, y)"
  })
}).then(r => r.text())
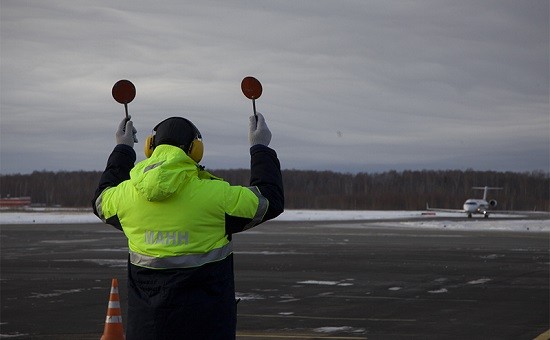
top-left (0, 169), bottom-right (548, 211)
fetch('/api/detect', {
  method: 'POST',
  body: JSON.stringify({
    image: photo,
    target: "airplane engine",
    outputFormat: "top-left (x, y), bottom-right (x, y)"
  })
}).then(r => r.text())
top-left (489, 200), bottom-right (497, 207)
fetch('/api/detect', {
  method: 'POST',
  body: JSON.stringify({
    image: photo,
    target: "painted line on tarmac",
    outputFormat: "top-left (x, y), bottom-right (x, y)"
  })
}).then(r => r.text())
top-left (237, 333), bottom-right (366, 339)
top-left (239, 313), bottom-right (416, 323)
top-left (533, 329), bottom-right (550, 340)
top-left (325, 294), bottom-right (478, 303)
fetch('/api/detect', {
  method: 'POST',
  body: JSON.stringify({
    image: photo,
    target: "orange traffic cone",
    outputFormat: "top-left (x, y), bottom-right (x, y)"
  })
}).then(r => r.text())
top-left (100, 278), bottom-right (125, 340)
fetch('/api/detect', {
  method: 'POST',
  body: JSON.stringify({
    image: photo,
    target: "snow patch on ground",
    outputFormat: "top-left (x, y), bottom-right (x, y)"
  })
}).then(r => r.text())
top-left (396, 219), bottom-right (549, 232)
top-left (1, 209), bottom-right (548, 233)
top-left (0, 332), bottom-right (29, 338)
top-left (313, 326), bottom-right (366, 334)
top-left (468, 278), bottom-right (492, 285)
top-left (428, 288), bottom-right (449, 294)
top-left (29, 289), bottom-right (84, 299)
top-left (235, 292), bottom-right (265, 301)
top-left (297, 279), bottom-right (354, 287)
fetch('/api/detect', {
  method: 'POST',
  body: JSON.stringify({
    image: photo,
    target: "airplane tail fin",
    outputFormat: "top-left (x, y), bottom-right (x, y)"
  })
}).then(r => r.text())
top-left (472, 186), bottom-right (503, 201)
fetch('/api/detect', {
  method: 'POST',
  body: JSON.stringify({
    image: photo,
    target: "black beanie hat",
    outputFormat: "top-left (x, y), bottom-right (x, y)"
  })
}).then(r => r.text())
top-left (153, 117), bottom-right (201, 152)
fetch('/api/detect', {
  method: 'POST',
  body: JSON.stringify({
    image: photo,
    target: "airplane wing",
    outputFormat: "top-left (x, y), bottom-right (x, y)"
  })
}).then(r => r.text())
top-left (426, 203), bottom-right (464, 213)
top-left (486, 210), bottom-right (548, 217)
top-left (426, 203), bottom-right (546, 217)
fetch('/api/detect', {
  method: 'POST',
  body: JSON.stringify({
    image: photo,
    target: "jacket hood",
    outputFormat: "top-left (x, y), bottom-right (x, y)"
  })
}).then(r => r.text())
top-left (130, 145), bottom-right (198, 201)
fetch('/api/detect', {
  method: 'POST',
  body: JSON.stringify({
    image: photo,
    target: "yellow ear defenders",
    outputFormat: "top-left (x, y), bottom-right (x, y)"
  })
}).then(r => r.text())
top-left (144, 134), bottom-right (156, 159)
top-left (144, 117), bottom-right (204, 163)
top-left (187, 135), bottom-right (204, 163)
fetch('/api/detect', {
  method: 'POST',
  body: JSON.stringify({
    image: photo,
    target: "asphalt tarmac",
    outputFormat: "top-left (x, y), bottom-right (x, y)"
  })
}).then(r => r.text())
top-left (1, 219), bottom-right (548, 339)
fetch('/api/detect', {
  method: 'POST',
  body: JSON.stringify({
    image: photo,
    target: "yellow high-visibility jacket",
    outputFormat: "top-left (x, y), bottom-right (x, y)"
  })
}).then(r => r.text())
top-left (94, 144), bottom-right (282, 269)
top-left (92, 143), bottom-right (284, 339)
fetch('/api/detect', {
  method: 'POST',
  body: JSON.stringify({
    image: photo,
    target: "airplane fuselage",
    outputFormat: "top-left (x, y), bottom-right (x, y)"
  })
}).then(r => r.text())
top-left (427, 186), bottom-right (502, 218)
top-left (463, 199), bottom-right (491, 217)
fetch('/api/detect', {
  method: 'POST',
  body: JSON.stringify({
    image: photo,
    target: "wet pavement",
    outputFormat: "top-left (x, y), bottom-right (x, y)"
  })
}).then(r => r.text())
top-left (1, 220), bottom-right (548, 339)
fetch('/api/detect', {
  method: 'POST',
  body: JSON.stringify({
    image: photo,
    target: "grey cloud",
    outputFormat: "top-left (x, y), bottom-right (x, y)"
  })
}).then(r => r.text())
top-left (1, 0), bottom-right (548, 174)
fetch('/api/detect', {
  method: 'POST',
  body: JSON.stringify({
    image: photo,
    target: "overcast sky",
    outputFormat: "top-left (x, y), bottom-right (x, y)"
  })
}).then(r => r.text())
top-left (1, 0), bottom-right (548, 175)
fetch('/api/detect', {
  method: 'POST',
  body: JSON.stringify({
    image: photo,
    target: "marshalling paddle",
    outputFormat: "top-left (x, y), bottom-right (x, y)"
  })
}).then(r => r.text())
top-left (241, 76), bottom-right (263, 121)
top-left (112, 79), bottom-right (136, 119)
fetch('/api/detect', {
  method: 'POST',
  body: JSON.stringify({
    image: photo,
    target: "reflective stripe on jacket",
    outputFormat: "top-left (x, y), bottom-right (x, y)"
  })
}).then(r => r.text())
top-left (95, 144), bottom-right (269, 269)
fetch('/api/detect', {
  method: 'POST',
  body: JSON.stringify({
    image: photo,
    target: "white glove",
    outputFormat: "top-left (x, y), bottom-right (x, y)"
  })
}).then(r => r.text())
top-left (116, 116), bottom-right (138, 147)
top-left (249, 112), bottom-right (271, 147)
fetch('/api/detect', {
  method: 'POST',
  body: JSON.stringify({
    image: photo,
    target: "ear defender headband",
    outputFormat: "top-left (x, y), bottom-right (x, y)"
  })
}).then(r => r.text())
top-left (144, 117), bottom-right (204, 163)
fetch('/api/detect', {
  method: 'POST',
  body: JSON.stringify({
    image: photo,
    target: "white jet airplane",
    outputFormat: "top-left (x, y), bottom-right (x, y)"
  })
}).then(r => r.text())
top-left (427, 186), bottom-right (503, 218)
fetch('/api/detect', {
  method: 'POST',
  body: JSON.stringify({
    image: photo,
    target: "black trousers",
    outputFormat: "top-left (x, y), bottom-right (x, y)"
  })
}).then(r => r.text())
top-left (126, 255), bottom-right (237, 340)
